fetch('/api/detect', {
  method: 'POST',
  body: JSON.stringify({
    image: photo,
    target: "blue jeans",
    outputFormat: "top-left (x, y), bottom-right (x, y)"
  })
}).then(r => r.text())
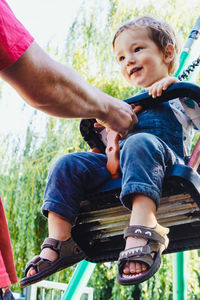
top-left (42, 102), bottom-right (185, 224)
top-left (0, 291), bottom-right (16, 300)
top-left (42, 132), bottom-right (183, 225)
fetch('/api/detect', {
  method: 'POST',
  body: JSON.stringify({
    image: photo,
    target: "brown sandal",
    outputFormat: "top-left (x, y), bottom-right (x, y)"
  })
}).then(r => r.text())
top-left (20, 237), bottom-right (86, 287)
top-left (117, 224), bottom-right (169, 285)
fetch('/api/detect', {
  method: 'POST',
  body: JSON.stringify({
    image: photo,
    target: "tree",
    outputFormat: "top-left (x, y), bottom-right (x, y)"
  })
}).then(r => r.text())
top-left (0, 0), bottom-right (199, 297)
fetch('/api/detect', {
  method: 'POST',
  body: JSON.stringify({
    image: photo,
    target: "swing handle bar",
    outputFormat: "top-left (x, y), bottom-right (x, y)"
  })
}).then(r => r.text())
top-left (80, 81), bottom-right (200, 154)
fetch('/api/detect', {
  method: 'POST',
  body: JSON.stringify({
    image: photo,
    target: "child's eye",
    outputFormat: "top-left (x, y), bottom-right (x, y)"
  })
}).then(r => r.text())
top-left (118, 56), bottom-right (125, 62)
top-left (135, 47), bottom-right (142, 52)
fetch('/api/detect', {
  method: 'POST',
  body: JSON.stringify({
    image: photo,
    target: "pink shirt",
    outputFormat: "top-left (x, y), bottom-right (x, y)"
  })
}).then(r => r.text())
top-left (0, 0), bottom-right (34, 70)
top-left (0, 198), bottom-right (17, 287)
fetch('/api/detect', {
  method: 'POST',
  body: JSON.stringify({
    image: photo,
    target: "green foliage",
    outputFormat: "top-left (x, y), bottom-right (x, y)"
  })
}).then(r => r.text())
top-left (0, 0), bottom-right (199, 297)
top-left (64, 0), bottom-right (200, 83)
top-left (0, 117), bottom-right (89, 287)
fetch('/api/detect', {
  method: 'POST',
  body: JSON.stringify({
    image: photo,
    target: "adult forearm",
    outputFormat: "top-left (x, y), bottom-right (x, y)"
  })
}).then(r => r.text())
top-left (0, 42), bottom-right (109, 118)
top-left (0, 42), bottom-right (136, 137)
top-left (32, 65), bottom-right (112, 120)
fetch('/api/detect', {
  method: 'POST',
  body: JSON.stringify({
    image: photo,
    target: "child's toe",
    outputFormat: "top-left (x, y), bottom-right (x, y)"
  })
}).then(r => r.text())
top-left (27, 267), bottom-right (36, 277)
top-left (141, 263), bottom-right (147, 271)
top-left (135, 262), bottom-right (142, 273)
top-left (123, 263), bottom-right (130, 274)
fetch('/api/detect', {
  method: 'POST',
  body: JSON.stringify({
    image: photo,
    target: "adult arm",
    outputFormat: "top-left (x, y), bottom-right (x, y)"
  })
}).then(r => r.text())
top-left (0, 41), bottom-right (136, 137)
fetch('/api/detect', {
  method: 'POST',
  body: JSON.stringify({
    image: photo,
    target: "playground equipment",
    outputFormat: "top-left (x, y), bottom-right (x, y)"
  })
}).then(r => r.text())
top-left (73, 82), bottom-right (200, 263)
top-left (63, 16), bottom-right (200, 300)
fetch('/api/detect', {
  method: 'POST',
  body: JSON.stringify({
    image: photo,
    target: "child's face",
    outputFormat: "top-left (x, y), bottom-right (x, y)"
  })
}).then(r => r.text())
top-left (114, 28), bottom-right (170, 88)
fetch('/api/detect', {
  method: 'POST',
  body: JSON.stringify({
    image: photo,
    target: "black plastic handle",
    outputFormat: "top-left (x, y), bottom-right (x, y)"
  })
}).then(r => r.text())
top-left (124, 81), bottom-right (200, 107)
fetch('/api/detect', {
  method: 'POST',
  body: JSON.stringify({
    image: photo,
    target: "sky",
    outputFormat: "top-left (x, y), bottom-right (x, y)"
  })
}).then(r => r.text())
top-left (0, 0), bottom-right (82, 135)
top-left (6, 0), bottom-right (82, 47)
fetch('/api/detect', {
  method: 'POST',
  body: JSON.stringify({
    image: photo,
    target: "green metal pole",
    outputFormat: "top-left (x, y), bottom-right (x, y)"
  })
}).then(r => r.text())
top-left (62, 260), bottom-right (96, 300)
top-left (173, 252), bottom-right (187, 300)
top-left (174, 16), bottom-right (200, 78)
top-left (172, 15), bottom-right (200, 300)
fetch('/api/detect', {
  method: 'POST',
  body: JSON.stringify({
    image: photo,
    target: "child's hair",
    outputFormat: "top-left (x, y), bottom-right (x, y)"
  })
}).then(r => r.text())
top-left (112, 16), bottom-right (180, 75)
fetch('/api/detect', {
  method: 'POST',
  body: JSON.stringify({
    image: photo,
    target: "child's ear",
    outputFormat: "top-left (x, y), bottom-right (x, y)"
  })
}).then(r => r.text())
top-left (164, 44), bottom-right (174, 63)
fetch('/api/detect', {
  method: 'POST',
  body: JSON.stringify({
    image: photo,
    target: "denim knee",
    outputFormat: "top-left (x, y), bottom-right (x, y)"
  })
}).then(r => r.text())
top-left (119, 133), bottom-right (178, 210)
top-left (42, 152), bottom-right (110, 225)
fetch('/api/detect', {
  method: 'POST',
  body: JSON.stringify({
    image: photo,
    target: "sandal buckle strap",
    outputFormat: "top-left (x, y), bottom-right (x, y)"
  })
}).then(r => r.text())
top-left (124, 225), bottom-right (166, 245)
top-left (41, 238), bottom-right (62, 252)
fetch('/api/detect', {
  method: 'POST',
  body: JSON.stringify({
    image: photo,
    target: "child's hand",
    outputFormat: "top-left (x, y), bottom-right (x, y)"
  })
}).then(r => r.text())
top-left (148, 76), bottom-right (179, 98)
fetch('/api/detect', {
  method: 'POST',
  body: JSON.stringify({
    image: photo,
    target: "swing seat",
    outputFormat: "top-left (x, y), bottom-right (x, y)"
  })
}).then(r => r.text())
top-left (72, 82), bottom-right (200, 263)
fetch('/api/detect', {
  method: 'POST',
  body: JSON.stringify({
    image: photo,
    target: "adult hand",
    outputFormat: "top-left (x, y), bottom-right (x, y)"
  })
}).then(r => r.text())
top-left (97, 101), bottom-right (138, 139)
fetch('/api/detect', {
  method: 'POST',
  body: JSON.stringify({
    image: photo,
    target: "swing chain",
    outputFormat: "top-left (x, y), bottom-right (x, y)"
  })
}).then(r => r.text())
top-left (178, 55), bottom-right (200, 81)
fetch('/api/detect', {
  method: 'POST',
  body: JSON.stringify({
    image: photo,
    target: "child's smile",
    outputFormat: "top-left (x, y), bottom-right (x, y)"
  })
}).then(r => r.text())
top-left (129, 67), bottom-right (143, 76)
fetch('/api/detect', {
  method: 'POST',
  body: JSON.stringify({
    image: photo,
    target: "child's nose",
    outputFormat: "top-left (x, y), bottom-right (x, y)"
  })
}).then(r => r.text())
top-left (126, 54), bottom-right (135, 66)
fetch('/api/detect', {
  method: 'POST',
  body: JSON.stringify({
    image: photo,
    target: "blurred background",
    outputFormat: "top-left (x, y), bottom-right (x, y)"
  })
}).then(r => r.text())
top-left (0, 0), bottom-right (200, 299)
